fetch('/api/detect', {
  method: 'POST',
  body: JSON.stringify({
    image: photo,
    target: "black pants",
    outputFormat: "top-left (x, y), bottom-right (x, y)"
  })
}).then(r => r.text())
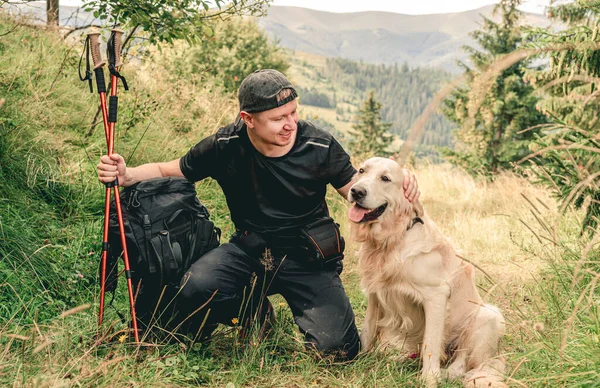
top-left (177, 240), bottom-right (360, 361)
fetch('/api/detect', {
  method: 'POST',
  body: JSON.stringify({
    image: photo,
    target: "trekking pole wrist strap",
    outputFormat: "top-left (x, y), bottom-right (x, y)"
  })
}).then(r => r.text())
top-left (78, 36), bottom-right (93, 93)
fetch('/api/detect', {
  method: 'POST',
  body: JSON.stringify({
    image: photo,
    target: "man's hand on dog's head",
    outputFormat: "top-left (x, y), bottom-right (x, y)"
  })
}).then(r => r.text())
top-left (403, 169), bottom-right (420, 203)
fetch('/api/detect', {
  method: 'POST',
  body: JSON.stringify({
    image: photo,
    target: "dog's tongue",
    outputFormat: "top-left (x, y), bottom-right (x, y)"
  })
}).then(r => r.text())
top-left (349, 205), bottom-right (369, 223)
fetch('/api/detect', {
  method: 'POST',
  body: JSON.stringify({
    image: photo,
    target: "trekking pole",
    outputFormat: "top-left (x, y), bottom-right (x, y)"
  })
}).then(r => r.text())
top-left (86, 30), bottom-right (112, 330)
top-left (104, 27), bottom-right (140, 343)
top-left (84, 28), bottom-right (140, 343)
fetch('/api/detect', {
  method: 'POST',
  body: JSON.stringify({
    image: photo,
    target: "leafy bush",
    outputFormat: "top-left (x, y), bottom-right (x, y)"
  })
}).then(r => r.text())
top-left (159, 18), bottom-right (290, 93)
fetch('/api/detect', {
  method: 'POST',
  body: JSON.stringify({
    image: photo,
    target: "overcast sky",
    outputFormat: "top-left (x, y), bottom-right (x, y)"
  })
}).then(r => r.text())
top-left (59, 0), bottom-right (553, 15)
top-left (270, 0), bottom-right (552, 15)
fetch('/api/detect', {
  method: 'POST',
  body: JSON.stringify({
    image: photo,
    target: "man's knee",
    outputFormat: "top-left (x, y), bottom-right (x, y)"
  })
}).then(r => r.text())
top-left (178, 243), bottom-right (245, 302)
top-left (176, 262), bottom-right (238, 330)
top-left (179, 269), bottom-right (221, 301)
top-left (302, 285), bottom-right (360, 360)
top-left (307, 329), bottom-right (360, 361)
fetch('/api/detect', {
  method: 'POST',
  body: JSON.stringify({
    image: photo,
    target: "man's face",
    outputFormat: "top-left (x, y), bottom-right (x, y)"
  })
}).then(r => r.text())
top-left (245, 99), bottom-right (299, 149)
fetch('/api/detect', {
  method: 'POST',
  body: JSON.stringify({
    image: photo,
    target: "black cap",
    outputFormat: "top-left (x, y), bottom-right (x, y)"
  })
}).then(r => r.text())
top-left (238, 69), bottom-right (298, 113)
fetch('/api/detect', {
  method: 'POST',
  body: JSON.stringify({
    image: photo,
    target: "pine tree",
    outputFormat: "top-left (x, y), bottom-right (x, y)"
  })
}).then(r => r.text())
top-left (526, 2), bottom-right (600, 233)
top-left (442, 0), bottom-right (547, 177)
top-left (349, 91), bottom-right (394, 160)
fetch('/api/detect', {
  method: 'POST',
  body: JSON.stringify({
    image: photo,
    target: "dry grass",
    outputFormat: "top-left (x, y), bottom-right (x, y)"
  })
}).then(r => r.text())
top-left (340, 163), bottom-right (578, 286)
top-left (416, 163), bottom-right (573, 281)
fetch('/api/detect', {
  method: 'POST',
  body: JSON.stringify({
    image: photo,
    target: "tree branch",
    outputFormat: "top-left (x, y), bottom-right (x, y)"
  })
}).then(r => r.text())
top-left (0, 22), bottom-right (20, 37)
top-left (86, 105), bottom-right (102, 138)
top-left (62, 24), bottom-right (104, 38)
top-left (121, 24), bottom-right (140, 63)
top-left (49, 44), bottom-right (77, 92)
top-left (122, 24), bottom-right (139, 50)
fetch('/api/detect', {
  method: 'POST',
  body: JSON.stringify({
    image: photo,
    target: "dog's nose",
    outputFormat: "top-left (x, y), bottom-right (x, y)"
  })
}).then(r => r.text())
top-left (351, 187), bottom-right (367, 201)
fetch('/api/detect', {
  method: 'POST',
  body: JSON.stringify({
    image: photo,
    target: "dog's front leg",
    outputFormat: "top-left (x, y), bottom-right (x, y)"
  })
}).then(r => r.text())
top-left (360, 293), bottom-right (380, 351)
top-left (421, 291), bottom-right (449, 387)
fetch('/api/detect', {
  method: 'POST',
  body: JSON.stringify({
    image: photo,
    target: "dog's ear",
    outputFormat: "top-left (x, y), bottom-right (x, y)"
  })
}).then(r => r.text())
top-left (412, 198), bottom-right (425, 217)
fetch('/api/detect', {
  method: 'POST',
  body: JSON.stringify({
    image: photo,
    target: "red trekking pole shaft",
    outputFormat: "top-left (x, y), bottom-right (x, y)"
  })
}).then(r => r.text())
top-left (88, 28), bottom-right (139, 343)
top-left (106, 27), bottom-right (140, 343)
top-left (87, 30), bottom-right (111, 328)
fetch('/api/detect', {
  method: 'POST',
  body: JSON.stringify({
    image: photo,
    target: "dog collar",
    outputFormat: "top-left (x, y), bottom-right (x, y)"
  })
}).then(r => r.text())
top-left (407, 217), bottom-right (424, 231)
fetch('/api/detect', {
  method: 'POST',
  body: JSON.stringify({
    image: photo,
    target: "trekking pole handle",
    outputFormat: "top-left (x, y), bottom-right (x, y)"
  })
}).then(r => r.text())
top-left (110, 28), bottom-right (125, 68)
top-left (88, 30), bottom-right (105, 69)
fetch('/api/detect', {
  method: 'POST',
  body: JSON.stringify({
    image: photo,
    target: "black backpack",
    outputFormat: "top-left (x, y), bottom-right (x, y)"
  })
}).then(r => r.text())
top-left (104, 177), bottom-right (220, 329)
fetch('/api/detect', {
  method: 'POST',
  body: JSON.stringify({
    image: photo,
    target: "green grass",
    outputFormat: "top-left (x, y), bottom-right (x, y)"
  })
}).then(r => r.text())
top-left (0, 15), bottom-right (599, 387)
top-left (506, 232), bottom-right (600, 386)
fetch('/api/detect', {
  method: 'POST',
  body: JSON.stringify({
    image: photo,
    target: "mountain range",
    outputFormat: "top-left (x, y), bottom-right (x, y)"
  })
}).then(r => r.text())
top-left (7, 3), bottom-right (552, 72)
top-left (257, 5), bottom-right (552, 72)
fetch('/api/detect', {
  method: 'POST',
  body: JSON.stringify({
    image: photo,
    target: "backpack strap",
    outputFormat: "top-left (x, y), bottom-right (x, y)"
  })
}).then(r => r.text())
top-left (142, 214), bottom-right (157, 274)
top-left (150, 230), bottom-right (182, 284)
top-left (186, 218), bottom-right (198, 272)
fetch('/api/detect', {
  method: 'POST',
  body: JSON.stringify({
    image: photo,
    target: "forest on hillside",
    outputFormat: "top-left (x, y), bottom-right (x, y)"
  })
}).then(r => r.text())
top-left (311, 59), bottom-right (454, 149)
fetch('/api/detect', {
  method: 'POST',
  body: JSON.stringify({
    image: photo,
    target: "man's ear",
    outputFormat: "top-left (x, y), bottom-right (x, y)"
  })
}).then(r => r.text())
top-left (240, 111), bottom-right (254, 128)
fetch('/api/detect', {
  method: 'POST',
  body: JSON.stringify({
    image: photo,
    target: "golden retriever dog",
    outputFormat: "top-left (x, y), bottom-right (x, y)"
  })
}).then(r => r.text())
top-left (348, 157), bottom-right (506, 387)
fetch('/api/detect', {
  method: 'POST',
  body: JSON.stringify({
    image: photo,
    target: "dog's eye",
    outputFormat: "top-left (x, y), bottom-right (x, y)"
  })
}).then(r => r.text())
top-left (381, 175), bottom-right (391, 182)
top-left (358, 168), bottom-right (364, 174)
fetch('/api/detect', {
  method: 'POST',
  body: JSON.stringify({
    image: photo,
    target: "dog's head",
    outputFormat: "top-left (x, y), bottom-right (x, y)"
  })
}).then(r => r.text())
top-left (348, 157), bottom-right (413, 226)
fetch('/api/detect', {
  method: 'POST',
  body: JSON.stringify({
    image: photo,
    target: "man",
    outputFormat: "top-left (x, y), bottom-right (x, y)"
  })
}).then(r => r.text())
top-left (97, 69), bottom-right (419, 360)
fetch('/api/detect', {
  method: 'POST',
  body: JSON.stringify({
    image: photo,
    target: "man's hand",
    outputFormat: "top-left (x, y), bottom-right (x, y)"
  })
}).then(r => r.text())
top-left (389, 156), bottom-right (420, 203)
top-left (97, 154), bottom-right (127, 186)
top-left (402, 169), bottom-right (420, 203)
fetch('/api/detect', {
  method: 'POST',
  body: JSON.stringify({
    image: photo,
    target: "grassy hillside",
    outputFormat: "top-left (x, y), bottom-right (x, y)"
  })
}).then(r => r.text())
top-left (1, 16), bottom-right (599, 387)
top-left (0, 14), bottom-right (238, 325)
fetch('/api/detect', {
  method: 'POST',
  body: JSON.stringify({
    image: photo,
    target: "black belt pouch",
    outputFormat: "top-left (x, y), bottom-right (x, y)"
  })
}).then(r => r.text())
top-left (300, 217), bottom-right (345, 265)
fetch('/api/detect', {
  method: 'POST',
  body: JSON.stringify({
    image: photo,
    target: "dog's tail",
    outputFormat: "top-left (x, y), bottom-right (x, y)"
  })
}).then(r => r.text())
top-left (464, 358), bottom-right (507, 388)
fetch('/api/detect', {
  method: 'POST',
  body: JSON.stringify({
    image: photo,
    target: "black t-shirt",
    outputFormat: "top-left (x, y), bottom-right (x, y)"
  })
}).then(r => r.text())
top-left (180, 120), bottom-right (356, 235)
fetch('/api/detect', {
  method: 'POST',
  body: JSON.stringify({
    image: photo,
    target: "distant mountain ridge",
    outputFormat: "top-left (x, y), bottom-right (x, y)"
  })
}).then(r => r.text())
top-left (257, 5), bottom-right (552, 72)
top-left (6, 3), bottom-right (552, 72)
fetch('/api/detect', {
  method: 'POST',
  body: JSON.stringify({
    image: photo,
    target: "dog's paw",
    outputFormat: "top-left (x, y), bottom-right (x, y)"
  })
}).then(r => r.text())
top-left (422, 372), bottom-right (440, 388)
top-left (445, 359), bottom-right (466, 379)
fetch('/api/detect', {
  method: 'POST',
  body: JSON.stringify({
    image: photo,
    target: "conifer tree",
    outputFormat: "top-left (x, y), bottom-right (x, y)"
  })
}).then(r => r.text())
top-left (349, 91), bottom-right (393, 160)
top-left (526, 1), bottom-right (600, 233)
top-left (442, 0), bottom-right (547, 176)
